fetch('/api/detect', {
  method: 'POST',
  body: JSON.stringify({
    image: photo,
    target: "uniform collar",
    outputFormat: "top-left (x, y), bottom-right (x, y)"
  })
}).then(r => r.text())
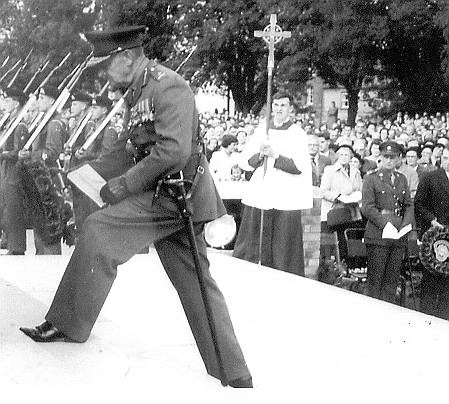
top-left (126, 56), bottom-right (152, 107)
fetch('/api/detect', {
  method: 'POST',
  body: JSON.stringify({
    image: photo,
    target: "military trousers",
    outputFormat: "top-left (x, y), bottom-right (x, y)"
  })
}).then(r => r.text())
top-left (45, 191), bottom-right (251, 382)
top-left (366, 243), bottom-right (405, 304)
top-left (4, 183), bottom-right (27, 253)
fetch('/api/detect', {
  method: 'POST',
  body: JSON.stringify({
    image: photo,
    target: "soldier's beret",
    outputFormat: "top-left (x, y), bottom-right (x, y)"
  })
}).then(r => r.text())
top-left (3, 86), bottom-right (27, 105)
top-left (70, 89), bottom-right (91, 104)
top-left (84, 25), bottom-right (148, 65)
top-left (379, 141), bottom-right (402, 156)
top-left (39, 84), bottom-right (60, 100)
top-left (91, 94), bottom-right (112, 109)
top-left (336, 144), bottom-right (355, 155)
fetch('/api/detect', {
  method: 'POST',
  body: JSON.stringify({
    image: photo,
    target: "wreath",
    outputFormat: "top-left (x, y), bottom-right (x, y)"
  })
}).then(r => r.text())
top-left (419, 226), bottom-right (449, 276)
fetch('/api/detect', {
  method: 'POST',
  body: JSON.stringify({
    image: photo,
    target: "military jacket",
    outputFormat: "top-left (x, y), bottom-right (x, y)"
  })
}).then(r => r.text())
top-left (31, 117), bottom-right (68, 165)
top-left (75, 120), bottom-right (119, 163)
top-left (361, 168), bottom-right (414, 245)
top-left (90, 57), bottom-right (225, 222)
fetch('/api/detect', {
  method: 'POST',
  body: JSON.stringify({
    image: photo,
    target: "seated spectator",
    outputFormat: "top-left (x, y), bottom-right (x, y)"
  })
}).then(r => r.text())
top-left (235, 129), bottom-right (248, 152)
top-left (396, 145), bottom-right (419, 198)
top-left (366, 139), bottom-right (382, 165)
top-left (205, 137), bottom-right (219, 162)
top-left (318, 131), bottom-right (337, 164)
top-left (406, 146), bottom-right (428, 180)
top-left (209, 134), bottom-right (239, 181)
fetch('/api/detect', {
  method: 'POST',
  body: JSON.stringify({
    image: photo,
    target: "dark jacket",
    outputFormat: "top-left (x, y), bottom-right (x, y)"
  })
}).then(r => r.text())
top-left (91, 57), bottom-right (225, 223)
top-left (414, 168), bottom-right (449, 236)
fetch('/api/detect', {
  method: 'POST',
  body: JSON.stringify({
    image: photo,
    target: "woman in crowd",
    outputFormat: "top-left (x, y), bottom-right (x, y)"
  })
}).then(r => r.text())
top-left (319, 144), bottom-right (363, 263)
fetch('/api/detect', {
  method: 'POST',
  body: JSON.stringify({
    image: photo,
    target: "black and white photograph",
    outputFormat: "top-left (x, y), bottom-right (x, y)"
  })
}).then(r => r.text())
top-left (1, 0), bottom-right (449, 402)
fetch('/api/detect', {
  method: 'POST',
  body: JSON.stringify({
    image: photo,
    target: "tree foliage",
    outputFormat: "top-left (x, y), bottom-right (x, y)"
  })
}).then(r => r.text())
top-left (1, 0), bottom-right (449, 120)
top-left (381, 0), bottom-right (449, 115)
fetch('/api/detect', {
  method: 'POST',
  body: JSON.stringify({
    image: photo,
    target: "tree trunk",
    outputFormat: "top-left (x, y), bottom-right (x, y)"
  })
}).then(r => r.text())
top-left (346, 87), bottom-right (360, 127)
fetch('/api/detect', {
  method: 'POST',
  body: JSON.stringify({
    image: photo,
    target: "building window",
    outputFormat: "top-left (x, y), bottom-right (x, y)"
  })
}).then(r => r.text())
top-left (340, 92), bottom-right (349, 110)
top-left (307, 86), bottom-right (313, 106)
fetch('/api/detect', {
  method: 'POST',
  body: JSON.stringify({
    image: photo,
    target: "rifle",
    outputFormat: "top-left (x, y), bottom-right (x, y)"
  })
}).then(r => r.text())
top-left (0, 55), bottom-right (10, 70)
top-left (23, 56), bottom-right (51, 94)
top-left (39, 52), bottom-right (71, 89)
top-left (7, 48), bottom-right (33, 88)
top-left (0, 112), bottom-right (11, 131)
top-left (22, 52), bottom-right (92, 151)
top-left (79, 88), bottom-right (129, 152)
top-left (58, 62), bottom-right (79, 91)
top-left (0, 59), bottom-right (22, 83)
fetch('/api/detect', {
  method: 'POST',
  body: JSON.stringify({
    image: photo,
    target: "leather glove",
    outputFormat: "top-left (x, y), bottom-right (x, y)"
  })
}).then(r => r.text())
top-left (100, 176), bottom-right (130, 205)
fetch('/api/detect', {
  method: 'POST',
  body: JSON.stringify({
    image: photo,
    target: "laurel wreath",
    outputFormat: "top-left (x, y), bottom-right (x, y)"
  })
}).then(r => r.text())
top-left (419, 226), bottom-right (449, 276)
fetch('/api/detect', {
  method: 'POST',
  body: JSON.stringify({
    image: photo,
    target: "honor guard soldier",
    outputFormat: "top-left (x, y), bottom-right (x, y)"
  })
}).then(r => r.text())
top-left (0, 87), bottom-right (30, 254)
top-left (20, 25), bottom-right (252, 388)
top-left (72, 94), bottom-right (118, 234)
top-left (75, 94), bottom-right (117, 162)
top-left (361, 141), bottom-right (414, 303)
top-left (18, 84), bottom-right (68, 254)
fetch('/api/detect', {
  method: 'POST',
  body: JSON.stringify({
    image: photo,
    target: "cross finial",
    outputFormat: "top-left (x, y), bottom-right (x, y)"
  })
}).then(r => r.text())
top-left (254, 14), bottom-right (291, 71)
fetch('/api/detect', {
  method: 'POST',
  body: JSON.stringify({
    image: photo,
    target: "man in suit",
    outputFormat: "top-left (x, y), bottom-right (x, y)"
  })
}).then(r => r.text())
top-left (414, 144), bottom-right (449, 319)
top-left (309, 133), bottom-right (332, 187)
top-left (361, 141), bottom-right (414, 304)
top-left (20, 26), bottom-right (252, 388)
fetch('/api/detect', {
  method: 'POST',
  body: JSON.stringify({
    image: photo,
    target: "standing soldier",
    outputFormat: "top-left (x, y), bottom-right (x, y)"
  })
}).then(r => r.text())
top-left (0, 87), bottom-right (30, 254)
top-left (71, 94), bottom-right (119, 234)
top-left (361, 141), bottom-right (414, 303)
top-left (20, 26), bottom-right (252, 387)
top-left (18, 84), bottom-right (68, 254)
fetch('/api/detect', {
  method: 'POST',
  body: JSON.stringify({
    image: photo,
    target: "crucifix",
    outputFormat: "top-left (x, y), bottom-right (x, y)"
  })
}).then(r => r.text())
top-left (254, 14), bottom-right (291, 264)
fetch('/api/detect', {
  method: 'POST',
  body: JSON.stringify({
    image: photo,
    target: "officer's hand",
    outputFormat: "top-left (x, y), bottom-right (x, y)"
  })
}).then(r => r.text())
top-left (18, 149), bottom-right (31, 160)
top-left (100, 176), bottom-right (130, 205)
top-left (431, 219), bottom-right (445, 228)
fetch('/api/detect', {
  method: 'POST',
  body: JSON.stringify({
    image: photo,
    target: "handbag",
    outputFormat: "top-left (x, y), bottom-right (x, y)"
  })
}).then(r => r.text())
top-left (327, 202), bottom-right (354, 229)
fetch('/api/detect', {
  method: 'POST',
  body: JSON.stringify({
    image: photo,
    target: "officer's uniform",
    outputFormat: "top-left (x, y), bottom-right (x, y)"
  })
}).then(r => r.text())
top-left (2, 121), bottom-right (30, 253)
top-left (0, 88), bottom-right (30, 254)
top-left (361, 141), bottom-right (414, 303)
top-left (42, 27), bottom-right (251, 384)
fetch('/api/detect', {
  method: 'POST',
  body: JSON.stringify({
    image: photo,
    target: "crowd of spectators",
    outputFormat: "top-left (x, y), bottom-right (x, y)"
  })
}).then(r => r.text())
top-left (201, 109), bottom-right (449, 189)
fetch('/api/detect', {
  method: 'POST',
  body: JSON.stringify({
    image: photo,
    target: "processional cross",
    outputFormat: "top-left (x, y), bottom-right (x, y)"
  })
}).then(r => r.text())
top-left (254, 14), bottom-right (291, 264)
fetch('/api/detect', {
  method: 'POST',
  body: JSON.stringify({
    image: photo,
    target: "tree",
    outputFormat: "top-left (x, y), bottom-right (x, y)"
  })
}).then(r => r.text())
top-left (95, 0), bottom-right (179, 62)
top-left (289, 0), bottom-right (390, 126)
top-left (0, 0), bottom-right (96, 90)
top-left (177, 0), bottom-right (306, 114)
top-left (381, 0), bottom-right (449, 115)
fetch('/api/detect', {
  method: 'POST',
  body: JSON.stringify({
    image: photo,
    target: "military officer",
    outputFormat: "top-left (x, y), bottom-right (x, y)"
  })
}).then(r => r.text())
top-left (361, 141), bottom-right (414, 304)
top-left (20, 26), bottom-right (252, 388)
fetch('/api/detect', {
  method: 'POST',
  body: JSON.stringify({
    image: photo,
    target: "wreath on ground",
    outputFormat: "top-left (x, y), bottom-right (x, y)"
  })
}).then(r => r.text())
top-left (419, 226), bottom-right (449, 276)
